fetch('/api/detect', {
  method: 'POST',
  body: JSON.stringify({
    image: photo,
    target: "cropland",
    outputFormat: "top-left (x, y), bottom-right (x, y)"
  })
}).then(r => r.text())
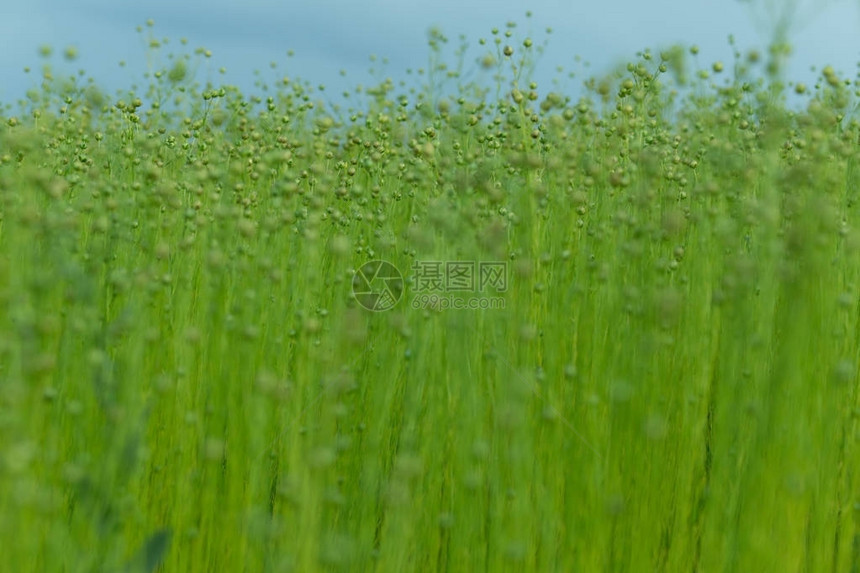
top-left (1, 21), bottom-right (859, 573)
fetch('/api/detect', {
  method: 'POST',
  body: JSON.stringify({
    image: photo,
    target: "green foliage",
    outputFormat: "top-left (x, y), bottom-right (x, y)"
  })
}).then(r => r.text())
top-left (1, 19), bottom-right (859, 572)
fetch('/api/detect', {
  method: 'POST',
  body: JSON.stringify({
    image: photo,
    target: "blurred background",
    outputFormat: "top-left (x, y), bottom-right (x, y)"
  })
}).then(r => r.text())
top-left (1, 0), bottom-right (859, 104)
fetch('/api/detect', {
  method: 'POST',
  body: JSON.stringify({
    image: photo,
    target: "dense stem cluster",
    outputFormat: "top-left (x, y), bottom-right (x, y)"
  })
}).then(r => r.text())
top-left (0, 22), bottom-right (859, 572)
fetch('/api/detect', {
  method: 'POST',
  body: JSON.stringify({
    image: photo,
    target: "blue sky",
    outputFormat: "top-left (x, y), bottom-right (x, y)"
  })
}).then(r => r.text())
top-left (2, 0), bottom-right (859, 106)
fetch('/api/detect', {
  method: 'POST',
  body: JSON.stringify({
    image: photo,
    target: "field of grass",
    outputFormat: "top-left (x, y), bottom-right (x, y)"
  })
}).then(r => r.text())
top-left (1, 19), bottom-right (859, 573)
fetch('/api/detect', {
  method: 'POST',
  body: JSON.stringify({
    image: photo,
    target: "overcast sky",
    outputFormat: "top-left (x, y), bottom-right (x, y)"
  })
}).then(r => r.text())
top-left (2, 0), bottom-right (859, 106)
